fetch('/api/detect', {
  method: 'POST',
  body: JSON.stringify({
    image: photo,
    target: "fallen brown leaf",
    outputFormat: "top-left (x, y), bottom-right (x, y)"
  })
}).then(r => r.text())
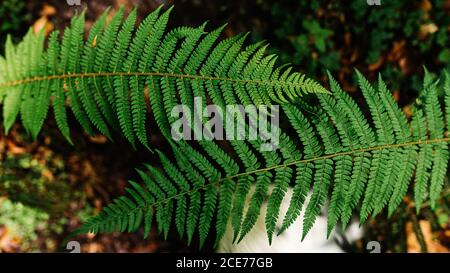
top-left (420, 0), bottom-right (432, 14)
top-left (40, 4), bottom-right (57, 17)
top-left (387, 40), bottom-right (406, 62)
top-left (41, 169), bottom-right (55, 182)
top-left (392, 90), bottom-right (400, 102)
top-left (418, 23), bottom-right (438, 40)
top-left (368, 56), bottom-right (384, 71)
top-left (87, 135), bottom-right (108, 144)
top-left (6, 140), bottom-right (27, 155)
top-left (32, 16), bottom-right (54, 36)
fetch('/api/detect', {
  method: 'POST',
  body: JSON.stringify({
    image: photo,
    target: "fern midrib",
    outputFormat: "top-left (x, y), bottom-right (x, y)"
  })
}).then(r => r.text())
top-left (90, 137), bottom-right (450, 224)
top-left (0, 71), bottom-right (320, 90)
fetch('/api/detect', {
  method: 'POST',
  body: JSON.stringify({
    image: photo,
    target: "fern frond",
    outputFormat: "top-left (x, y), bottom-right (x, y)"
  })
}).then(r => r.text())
top-left (2, 5), bottom-right (448, 248)
top-left (78, 69), bottom-right (450, 247)
top-left (0, 6), bottom-right (326, 146)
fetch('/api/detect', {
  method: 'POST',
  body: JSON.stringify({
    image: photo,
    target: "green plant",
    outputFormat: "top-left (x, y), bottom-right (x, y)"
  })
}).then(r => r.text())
top-left (0, 137), bottom-right (87, 252)
top-left (0, 152), bottom-right (69, 211)
top-left (0, 198), bottom-right (50, 250)
top-left (77, 68), bottom-right (450, 247)
top-left (0, 6), bottom-right (325, 147)
top-left (244, 0), bottom-right (450, 94)
top-left (0, 6), bottom-right (449, 249)
top-left (0, 0), bottom-right (31, 53)
top-left (0, 197), bottom-right (71, 252)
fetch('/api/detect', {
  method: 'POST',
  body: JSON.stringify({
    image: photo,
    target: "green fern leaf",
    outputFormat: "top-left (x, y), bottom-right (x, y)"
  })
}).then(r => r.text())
top-left (1, 5), bottom-right (448, 249)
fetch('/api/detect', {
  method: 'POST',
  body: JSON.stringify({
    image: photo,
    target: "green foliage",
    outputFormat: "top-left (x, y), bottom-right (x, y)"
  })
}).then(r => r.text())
top-left (0, 150), bottom-right (79, 252)
top-left (246, 0), bottom-right (450, 93)
top-left (0, 198), bottom-right (74, 252)
top-left (0, 199), bottom-right (51, 250)
top-left (0, 0), bottom-right (31, 53)
top-left (0, 152), bottom-right (70, 212)
top-left (0, 5), bottom-right (449, 249)
top-left (0, 6), bottom-right (326, 148)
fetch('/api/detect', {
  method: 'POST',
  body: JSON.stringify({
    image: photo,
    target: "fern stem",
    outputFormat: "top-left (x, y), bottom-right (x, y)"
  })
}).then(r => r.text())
top-left (0, 71), bottom-right (327, 92)
top-left (410, 210), bottom-right (428, 253)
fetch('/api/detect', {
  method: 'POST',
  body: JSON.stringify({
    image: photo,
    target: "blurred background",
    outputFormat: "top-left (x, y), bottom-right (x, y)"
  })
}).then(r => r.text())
top-left (0, 0), bottom-right (449, 252)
